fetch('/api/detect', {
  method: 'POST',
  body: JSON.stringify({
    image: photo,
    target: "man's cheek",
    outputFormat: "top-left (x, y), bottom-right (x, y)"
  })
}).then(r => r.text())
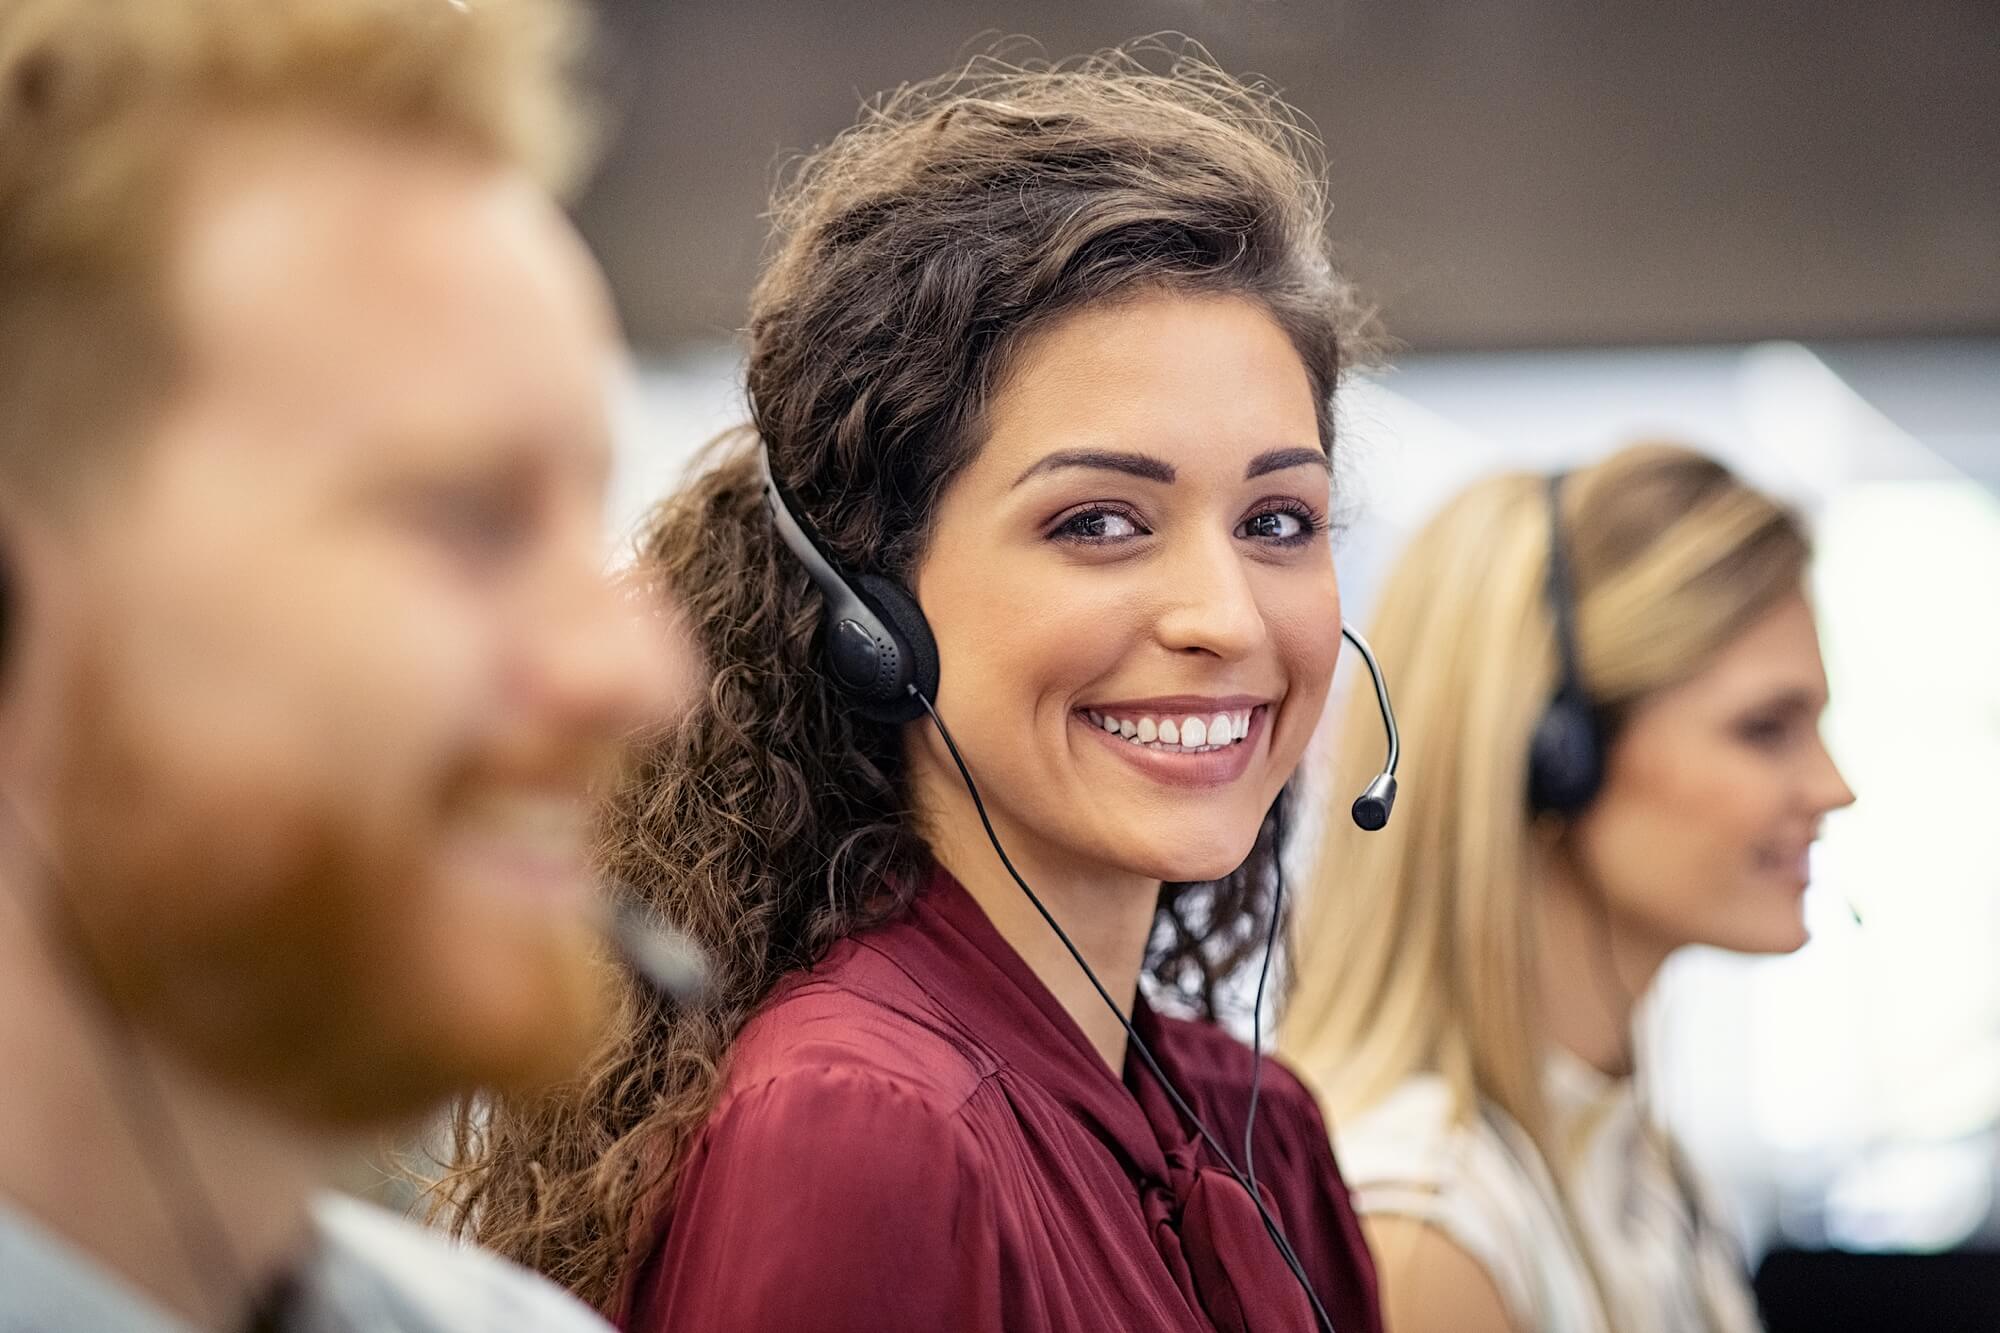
top-left (158, 551), bottom-right (490, 835)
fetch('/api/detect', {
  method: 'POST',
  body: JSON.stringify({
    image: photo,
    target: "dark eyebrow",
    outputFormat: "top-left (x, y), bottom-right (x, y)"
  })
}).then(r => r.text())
top-left (1246, 447), bottom-right (1331, 480)
top-left (1011, 449), bottom-right (1177, 489)
top-left (1756, 687), bottom-right (1828, 716)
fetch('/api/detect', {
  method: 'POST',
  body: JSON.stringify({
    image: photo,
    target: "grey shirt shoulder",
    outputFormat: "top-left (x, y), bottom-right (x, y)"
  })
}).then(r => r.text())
top-left (300, 1193), bottom-right (610, 1332)
top-left (0, 1193), bottom-right (611, 1333)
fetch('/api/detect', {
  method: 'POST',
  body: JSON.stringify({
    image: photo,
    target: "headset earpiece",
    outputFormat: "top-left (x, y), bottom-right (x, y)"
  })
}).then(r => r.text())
top-left (759, 446), bottom-right (940, 723)
top-left (850, 574), bottom-right (938, 723)
top-left (1527, 473), bottom-right (1605, 816)
top-left (1528, 685), bottom-right (1602, 815)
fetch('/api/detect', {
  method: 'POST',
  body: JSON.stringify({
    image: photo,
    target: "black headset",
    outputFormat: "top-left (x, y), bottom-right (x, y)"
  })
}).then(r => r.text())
top-left (1527, 471), bottom-right (1606, 816)
top-left (760, 444), bottom-right (1403, 1333)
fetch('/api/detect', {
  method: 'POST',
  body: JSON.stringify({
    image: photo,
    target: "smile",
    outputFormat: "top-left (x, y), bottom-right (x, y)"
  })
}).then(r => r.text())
top-left (443, 788), bottom-right (596, 908)
top-left (1081, 705), bottom-right (1258, 754)
top-left (1070, 698), bottom-right (1273, 789)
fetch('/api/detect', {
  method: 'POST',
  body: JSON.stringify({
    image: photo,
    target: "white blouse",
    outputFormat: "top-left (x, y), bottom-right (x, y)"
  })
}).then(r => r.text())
top-left (1332, 1051), bottom-right (1763, 1333)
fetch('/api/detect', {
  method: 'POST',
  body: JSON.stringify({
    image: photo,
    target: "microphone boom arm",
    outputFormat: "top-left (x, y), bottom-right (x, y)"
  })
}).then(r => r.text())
top-left (1341, 621), bottom-right (1400, 832)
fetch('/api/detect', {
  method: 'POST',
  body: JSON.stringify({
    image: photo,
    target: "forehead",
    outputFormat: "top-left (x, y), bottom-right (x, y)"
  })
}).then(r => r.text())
top-left (161, 115), bottom-right (617, 465)
top-left (973, 291), bottom-right (1321, 477)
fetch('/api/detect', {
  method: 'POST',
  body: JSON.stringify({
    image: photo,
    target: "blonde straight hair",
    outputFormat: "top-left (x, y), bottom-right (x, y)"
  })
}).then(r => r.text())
top-left (1280, 442), bottom-right (1809, 1147)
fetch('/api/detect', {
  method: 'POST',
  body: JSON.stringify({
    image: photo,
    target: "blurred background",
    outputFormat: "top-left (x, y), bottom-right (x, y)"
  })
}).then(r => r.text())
top-left (580, 2), bottom-right (1998, 1327)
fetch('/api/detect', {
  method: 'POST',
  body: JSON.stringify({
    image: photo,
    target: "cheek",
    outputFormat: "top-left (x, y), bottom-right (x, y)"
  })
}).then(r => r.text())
top-left (1266, 572), bottom-right (1342, 760)
top-left (51, 588), bottom-right (597, 1123)
top-left (927, 554), bottom-right (1142, 721)
top-left (111, 474), bottom-right (498, 787)
top-left (51, 509), bottom-right (578, 1111)
top-left (1579, 741), bottom-right (1787, 939)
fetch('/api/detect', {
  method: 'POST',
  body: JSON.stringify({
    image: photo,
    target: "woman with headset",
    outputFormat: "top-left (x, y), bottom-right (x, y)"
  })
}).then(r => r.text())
top-left (1282, 444), bottom-right (1856, 1333)
top-left (438, 48), bottom-right (1391, 1333)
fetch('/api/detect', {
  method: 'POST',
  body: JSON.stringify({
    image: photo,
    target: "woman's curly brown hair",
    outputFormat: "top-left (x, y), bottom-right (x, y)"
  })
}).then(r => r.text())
top-left (431, 39), bottom-right (1378, 1312)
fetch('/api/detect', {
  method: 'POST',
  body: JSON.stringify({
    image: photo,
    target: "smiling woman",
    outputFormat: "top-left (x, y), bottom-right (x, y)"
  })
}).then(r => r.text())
top-left (435, 43), bottom-right (1385, 1333)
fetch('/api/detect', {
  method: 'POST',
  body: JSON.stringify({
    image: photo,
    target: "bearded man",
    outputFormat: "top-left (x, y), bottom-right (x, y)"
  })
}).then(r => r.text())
top-left (0, 2), bottom-right (684, 1328)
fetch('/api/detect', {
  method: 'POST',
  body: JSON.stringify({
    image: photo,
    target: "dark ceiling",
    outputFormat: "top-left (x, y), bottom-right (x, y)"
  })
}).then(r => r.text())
top-left (577, 0), bottom-right (2000, 355)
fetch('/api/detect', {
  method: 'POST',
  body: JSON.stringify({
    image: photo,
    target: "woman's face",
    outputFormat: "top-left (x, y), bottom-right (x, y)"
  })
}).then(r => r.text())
top-left (1571, 590), bottom-right (1855, 956)
top-left (909, 291), bottom-right (1340, 886)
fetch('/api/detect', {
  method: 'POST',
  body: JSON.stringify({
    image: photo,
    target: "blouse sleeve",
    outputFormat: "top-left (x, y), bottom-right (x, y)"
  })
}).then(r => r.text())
top-left (623, 1066), bottom-right (1003, 1333)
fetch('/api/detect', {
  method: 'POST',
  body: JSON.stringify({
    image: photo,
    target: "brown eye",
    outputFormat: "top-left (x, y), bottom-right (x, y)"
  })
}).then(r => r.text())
top-left (412, 481), bottom-right (534, 569)
top-left (1237, 502), bottom-right (1324, 546)
top-left (1735, 714), bottom-right (1795, 750)
top-left (1049, 507), bottom-right (1148, 544)
top-left (1242, 511), bottom-right (1302, 540)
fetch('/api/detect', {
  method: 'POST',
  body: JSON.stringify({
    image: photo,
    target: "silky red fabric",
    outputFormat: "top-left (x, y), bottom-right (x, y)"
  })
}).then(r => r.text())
top-left (617, 868), bottom-right (1382, 1333)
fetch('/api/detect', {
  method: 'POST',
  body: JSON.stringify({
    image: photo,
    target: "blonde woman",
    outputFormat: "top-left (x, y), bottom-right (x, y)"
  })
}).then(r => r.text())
top-left (1282, 444), bottom-right (1854, 1333)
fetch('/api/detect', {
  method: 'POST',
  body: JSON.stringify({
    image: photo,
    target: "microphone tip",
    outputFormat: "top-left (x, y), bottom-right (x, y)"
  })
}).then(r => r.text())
top-left (1350, 774), bottom-right (1398, 832)
top-left (604, 898), bottom-right (713, 1005)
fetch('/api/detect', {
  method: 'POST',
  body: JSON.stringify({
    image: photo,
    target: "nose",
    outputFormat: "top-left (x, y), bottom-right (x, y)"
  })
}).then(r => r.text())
top-left (1153, 531), bottom-right (1265, 661)
top-left (1806, 727), bottom-right (1856, 817)
top-left (531, 554), bottom-right (693, 740)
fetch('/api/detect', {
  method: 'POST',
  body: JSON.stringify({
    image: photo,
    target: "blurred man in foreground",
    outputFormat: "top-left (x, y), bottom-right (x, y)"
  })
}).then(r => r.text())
top-left (0, 0), bottom-right (679, 1327)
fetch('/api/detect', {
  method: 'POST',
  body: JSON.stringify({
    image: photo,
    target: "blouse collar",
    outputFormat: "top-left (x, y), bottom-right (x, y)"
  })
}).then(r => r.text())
top-left (861, 866), bottom-right (1324, 1331)
top-left (885, 865), bottom-right (1198, 1182)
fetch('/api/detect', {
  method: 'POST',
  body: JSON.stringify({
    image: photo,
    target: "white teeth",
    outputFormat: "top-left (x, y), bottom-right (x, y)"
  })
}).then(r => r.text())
top-left (1084, 706), bottom-right (1262, 752)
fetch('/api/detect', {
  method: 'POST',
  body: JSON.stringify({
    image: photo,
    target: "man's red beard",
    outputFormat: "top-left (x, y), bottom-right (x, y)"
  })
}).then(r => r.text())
top-left (43, 633), bottom-right (616, 1129)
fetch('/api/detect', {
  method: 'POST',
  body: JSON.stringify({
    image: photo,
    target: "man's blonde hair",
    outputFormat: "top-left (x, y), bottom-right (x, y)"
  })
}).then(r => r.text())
top-left (0, 0), bottom-right (591, 501)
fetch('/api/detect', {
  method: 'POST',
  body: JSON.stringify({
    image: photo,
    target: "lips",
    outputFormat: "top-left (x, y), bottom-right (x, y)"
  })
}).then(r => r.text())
top-left (1753, 839), bottom-right (1815, 885)
top-left (1071, 696), bottom-right (1273, 789)
top-left (440, 788), bottom-right (595, 906)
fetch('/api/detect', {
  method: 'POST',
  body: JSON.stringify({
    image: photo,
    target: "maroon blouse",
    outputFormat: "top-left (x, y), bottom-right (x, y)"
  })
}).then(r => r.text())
top-left (616, 869), bottom-right (1382, 1333)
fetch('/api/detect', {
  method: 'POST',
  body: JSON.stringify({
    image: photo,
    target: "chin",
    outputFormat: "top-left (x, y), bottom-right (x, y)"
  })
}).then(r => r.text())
top-left (1752, 923), bottom-right (1812, 955)
top-left (1113, 820), bottom-right (1263, 885)
top-left (1708, 907), bottom-right (1811, 957)
top-left (324, 905), bottom-right (615, 1122)
top-left (440, 917), bottom-right (612, 1083)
